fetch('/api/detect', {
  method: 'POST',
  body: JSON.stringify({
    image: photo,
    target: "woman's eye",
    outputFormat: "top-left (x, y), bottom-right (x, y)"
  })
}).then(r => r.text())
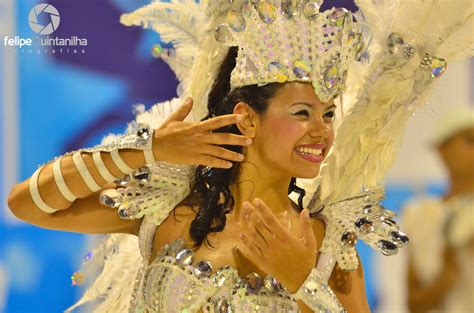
top-left (293, 110), bottom-right (310, 117)
top-left (324, 111), bottom-right (336, 121)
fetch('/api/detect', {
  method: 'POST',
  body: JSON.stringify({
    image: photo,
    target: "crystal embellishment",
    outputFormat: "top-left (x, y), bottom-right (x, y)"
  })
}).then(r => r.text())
top-left (429, 57), bottom-right (447, 78)
top-left (329, 8), bottom-right (349, 27)
top-left (268, 61), bottom-right (289, 82)
top-left (341, 230), bottom-right (357, 247)
top-left (354, 217), bottom-right (374, 234)
top-left (303, 0), bottom-right (321, 20)
top-left (324, 63), bottom-right (340, 89)
top-left (195, 260), bottom-right (213, 278)
top-left (245, 272), bottom-right (263, 294)
top-left (99, 189), bottom-right (122, 208)
top-left (227, 10), bottom-right (246, 32)
top-left (377, 239), bottom-right (398, 256)
top-left (390, 230), bottom-right (409, 246)
top-left (281, 1), bottom-right (298, 19)
top-left (293, 59), bottom-right (312, 80)
top-left (257, 2), bottom-right (277, 24)
top-left (176, 249), bottom-right (194, 265)
top-left (215, 25), bottom-right (232, 42)
top-left (386, 32), bottom-right (405, 55)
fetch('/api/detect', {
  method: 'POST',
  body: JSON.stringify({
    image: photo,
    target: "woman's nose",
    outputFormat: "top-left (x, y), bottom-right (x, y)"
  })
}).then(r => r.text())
top-left (308, 116), bottom-right (330, 139)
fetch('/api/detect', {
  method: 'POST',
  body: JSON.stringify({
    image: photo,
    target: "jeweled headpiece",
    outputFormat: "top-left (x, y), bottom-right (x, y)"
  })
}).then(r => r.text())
top-left (214, 1), bottom-right (363, 102)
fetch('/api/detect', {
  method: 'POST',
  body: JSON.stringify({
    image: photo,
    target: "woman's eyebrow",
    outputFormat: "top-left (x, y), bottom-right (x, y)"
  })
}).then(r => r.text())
top-left (291, 102), bottom-right (337, 110)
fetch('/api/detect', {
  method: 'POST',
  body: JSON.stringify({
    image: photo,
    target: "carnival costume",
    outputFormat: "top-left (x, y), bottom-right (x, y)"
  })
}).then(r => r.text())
top-left (27, 0), bottom-right (473, 312)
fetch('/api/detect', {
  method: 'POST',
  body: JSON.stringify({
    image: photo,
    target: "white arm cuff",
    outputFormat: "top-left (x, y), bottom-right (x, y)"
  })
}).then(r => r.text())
top-left (29, 166), bottom-right (61, 214)
top-left (52, 159), bottom-right (78, 202)
top-left (72, 152), bottom-right (102, 192)
top-left (92, 151), bottom-right (117, 183)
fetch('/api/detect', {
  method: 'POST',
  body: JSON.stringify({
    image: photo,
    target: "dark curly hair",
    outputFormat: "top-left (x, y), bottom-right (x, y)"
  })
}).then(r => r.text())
top-left (183, 47), bottom-right (306, 248)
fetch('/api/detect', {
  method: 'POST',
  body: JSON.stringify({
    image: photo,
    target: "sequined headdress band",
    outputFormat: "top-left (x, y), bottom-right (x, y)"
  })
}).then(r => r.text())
top-left (214, 1), bottom-right (363, 103)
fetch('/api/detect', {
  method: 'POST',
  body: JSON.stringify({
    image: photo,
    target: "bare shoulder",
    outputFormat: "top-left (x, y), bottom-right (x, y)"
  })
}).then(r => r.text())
top-left (154, 203), bottom-right (198, 245)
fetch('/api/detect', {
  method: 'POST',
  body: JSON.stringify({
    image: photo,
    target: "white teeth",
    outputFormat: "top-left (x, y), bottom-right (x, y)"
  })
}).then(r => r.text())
top-left (296, 147), bottom-right (323, 156)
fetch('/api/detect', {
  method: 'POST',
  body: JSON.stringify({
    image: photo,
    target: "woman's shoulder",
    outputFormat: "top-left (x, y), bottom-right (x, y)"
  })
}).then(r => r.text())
top-left (155, 202), bottom-right (198, 243)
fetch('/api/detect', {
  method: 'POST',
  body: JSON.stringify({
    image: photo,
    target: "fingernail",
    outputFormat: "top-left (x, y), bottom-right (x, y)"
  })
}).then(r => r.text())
top-left (304, 209), bottom-right (310, 218)
top-left (239, 233), bottom-right (243, 239)
top-left (238, 154), bottom-right (244, 160)
top-left (245, 138), bottom-right (253, 145)
top-left (253, 198), bottom-right (261, 206)
top-left (237, 114), bottom-right (244, 121)
top-left (225, 162), bottom-right (233, 168)
top-left (184, 97), bottom-right (191, 104)
top-left (242, 202), bottom-right (250, 209)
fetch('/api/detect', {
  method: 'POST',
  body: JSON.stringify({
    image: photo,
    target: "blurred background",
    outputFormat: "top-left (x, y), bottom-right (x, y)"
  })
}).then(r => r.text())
top-left (0, 0), bottom-right (472, 312)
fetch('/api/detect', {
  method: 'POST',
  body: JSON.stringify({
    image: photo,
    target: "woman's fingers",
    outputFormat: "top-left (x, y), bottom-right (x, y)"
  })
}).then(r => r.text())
top-left (198, 114), bottom-right (244, 131)
top-left (204, 133), bottom-right (253, 147)
top-left (199, 145), bottom-right (244, 163)
top-left (241, 202), bottom-right (275, 245)
top-left (197, 155), bottom-right (233, 169)
top-left (252, 198), bottom-right (287, 237)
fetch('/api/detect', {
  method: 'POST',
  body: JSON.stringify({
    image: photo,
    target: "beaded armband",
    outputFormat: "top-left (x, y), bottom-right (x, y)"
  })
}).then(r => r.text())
top-left (293, 268), bottom-right (345, 312)
top-left (310, 187), bottom-right (409, 272)
top-left (99, 162), bottom-right (195, 220)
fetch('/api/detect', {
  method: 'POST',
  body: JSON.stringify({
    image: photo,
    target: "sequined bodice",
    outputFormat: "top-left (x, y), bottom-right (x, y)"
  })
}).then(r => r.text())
top-left (129, 237), bottom-right (305, 312)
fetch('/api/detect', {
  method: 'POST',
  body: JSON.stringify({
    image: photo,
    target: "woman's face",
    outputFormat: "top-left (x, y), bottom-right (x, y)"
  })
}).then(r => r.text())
top-left (250, 82), bottom-right (336, 179)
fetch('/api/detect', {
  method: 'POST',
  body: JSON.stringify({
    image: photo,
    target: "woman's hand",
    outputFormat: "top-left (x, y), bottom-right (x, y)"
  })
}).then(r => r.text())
top-left (152, 97), bottom-right (253, 168)
top-left (233, 198), bottom-right (318, 293)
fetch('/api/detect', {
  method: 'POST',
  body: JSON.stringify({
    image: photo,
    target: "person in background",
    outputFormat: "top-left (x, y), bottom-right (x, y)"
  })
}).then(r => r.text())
top-left (404, 106), bottom-right (474, 312)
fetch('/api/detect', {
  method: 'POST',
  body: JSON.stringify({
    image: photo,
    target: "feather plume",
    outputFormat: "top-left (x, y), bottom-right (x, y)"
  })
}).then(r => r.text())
top-left (311, 0), bottom-right (474, 205)
top-left (120, 0), bottom-right (204, 89)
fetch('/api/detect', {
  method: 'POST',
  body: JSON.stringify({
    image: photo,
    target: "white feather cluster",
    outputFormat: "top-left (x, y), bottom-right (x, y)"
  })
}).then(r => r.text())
top-left (311, 0), bottom-right (474, 204)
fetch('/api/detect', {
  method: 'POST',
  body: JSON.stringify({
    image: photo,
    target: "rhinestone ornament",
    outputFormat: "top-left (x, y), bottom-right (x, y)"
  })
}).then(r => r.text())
top-left (268, 61), bottom-right (289, 82)
top-left (195, 260), bottom-right (213, 278)
top-left (390, 230), bottom-right (409, 246)
top-left (429, 57), bottom-right (447, 78)
top-left (281, 1), bottom-right (298, 19)
top-left (245, 272), bottom-right (263, 294)
top-left (99, 189), bottom-right (122, 208)
top-left (324, 63), bottom-right (341, 89)
top-left (386, 32), bottom-right (405, 55)
top-left (377, 240), bottom-right (398, 256)
top-left (293, 59), bottom-right (312, 80)
top-left (303, 0), bottom-right (321, 20)
top-left (176, 249), bottom-right (194, 265)
top-left (151, 44), bottom-right (163, 58)
top-left (341, 230), bottom-right (357, 247)
top-left (329, 8), bottom-right (349, 27)
top-left (227, 10), bottom-right (246, 32)
top-left (257, 2), bottom-right (277, 24)
top-left (215, 25), bottom-right (232, 42)
top-left (354, 217), bottom-right (374, 234)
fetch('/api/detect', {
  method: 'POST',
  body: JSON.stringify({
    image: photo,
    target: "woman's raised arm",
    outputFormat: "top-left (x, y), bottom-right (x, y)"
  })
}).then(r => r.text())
top-left (7, 98), bottom-right (252, 235)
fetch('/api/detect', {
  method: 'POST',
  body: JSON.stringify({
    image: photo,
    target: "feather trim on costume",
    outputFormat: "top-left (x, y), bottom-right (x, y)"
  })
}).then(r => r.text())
top-left (307, 0), bottom-right (473, 271)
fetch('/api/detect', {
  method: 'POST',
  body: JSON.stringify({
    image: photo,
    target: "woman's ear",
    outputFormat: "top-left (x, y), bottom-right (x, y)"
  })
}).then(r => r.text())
top-left (233, 102), bottom-right (257, 138)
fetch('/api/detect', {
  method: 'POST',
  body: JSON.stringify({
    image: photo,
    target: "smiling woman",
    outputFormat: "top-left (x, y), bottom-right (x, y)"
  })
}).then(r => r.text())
top-left (6, 0), bottom-right (473, 312)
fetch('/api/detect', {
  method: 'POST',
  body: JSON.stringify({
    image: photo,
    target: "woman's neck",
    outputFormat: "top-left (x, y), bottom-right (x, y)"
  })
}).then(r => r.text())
top-left (230, 161), bottom-right (292, 221)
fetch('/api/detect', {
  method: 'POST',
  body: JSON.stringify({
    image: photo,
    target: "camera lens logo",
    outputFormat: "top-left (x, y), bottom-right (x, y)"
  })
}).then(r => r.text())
top-left (28, 3), bottom-right (60, 35)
